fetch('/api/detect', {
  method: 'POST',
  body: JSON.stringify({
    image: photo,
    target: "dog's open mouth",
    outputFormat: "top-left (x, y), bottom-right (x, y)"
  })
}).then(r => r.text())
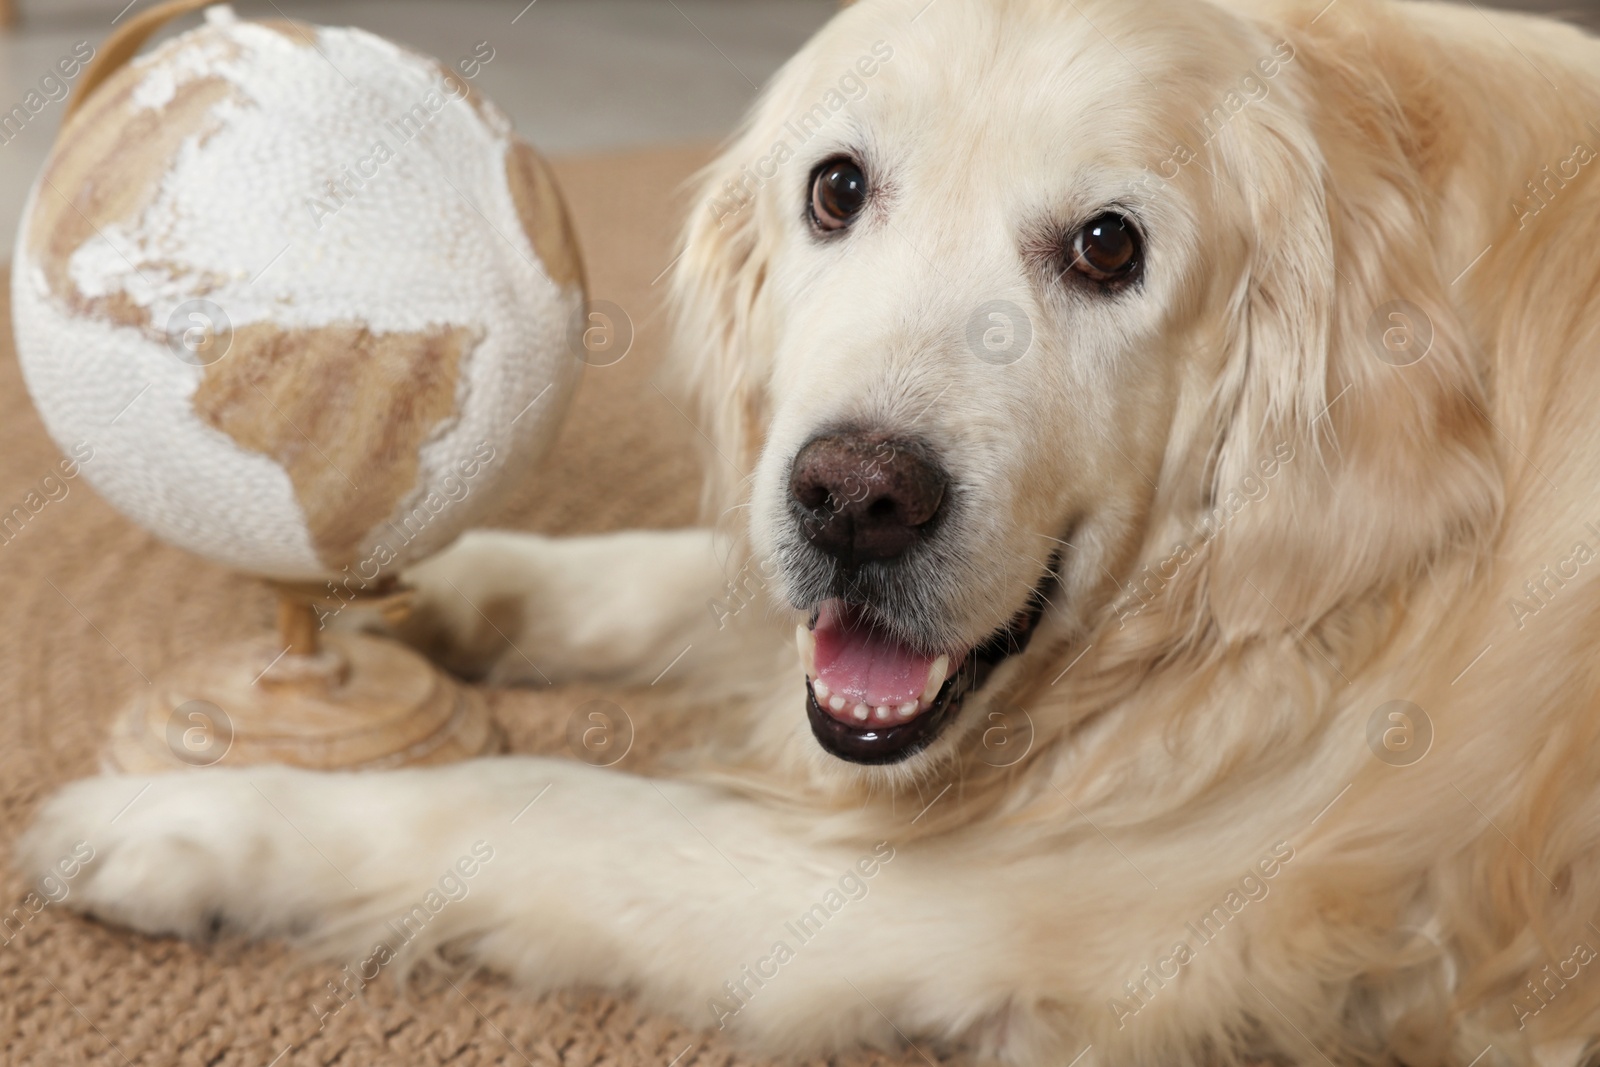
top-left (795, 563), bottom-right (1057, 764)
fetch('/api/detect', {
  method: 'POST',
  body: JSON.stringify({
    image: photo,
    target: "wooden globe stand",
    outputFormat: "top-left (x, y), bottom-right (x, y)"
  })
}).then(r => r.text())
top-left (103, 582), bottom-right (502, 773)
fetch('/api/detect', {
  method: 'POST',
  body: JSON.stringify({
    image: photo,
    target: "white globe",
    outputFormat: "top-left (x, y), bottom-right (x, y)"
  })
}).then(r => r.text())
top-left (13, 8), bottom-right (585, 582)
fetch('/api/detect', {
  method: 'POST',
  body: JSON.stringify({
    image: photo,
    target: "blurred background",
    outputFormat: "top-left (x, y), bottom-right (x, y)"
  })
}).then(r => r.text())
top-left (0, 0), bottom-right (1596, 255)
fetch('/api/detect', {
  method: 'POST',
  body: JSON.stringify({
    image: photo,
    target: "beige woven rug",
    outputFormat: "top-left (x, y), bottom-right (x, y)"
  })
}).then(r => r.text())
top-left (0, 144), bottom-right (928, 1067)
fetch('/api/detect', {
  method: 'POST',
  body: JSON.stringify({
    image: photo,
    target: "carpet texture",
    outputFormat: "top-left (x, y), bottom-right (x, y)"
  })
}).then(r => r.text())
top-left (0, 144), bottom-right (928, 1067)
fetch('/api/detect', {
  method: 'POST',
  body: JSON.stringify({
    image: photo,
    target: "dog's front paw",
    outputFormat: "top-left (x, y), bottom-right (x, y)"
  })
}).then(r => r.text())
top-left (18, 774), bottom-right (226, 938)
top-left (17, 771), bottom-right (327, 941)
top-left (323, 530), bottom-right (542, 682)
top-left (392, 531), bottom-right (547, 682)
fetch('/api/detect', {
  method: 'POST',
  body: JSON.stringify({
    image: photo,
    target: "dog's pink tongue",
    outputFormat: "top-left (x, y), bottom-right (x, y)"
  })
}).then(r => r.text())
top-left (812, 600), bottom-right (935, 707)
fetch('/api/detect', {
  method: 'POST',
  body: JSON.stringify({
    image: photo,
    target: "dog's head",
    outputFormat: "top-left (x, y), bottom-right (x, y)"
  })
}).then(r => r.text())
top-left (672, 0), bottom-right (1498, 767)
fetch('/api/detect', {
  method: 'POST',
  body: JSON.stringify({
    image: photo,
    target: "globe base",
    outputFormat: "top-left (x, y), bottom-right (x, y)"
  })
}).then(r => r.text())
top-left (102, 629), bottom-right (503, 773)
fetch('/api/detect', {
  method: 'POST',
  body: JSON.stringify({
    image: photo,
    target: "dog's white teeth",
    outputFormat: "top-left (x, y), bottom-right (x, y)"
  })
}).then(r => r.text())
top-left (874, 705), bottom-right (892, 721)
top-left (896, 702), bottom-right (918, 719)
top-left (795, 624), bottom-right (816, 677)
top-left (853, 703), bottom-right (870, 721)
top-left (921, 655), bottom-right (950, 705)
top-left (812, 679), bottom-right (831, 701)
top-left (830, 695), bottom-right (847, 712)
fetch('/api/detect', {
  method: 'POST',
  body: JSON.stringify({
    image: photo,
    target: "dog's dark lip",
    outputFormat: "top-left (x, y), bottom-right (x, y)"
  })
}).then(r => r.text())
top-left (804, 555), bottom-right (1059, 765)
top-left (805, 670), bottom-right (964, 765)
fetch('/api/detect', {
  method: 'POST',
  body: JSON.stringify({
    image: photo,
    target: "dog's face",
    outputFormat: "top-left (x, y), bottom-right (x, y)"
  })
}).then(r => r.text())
top-left (749, 2), bottom-right (1229, 765)
top-left (674, 0), bottom-right (1498, 767)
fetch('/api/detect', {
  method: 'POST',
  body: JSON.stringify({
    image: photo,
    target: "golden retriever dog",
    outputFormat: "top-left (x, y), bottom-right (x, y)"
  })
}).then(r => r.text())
top-left (20, 0), bottom-right (1600, 1063)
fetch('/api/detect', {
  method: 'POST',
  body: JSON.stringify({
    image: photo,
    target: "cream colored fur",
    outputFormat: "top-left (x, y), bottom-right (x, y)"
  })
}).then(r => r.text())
top-left (19, 0), bottom-right (1600, 1063)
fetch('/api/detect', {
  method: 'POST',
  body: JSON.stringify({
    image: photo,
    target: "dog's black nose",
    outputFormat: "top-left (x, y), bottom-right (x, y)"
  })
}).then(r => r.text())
top-left (789, 433), bottom-right (947, 563)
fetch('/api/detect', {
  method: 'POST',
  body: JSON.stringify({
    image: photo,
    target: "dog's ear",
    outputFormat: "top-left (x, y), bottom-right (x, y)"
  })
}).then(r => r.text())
top-left (1200, 33), bottom-right (1502, 638)
top-left (669, 135), bottom-right (782, 523)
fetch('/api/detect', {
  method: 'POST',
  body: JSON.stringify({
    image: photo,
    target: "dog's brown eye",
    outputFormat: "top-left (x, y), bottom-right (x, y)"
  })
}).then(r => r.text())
top-left (1067, 213), bottom-right (1141, 284)
top-left (811, 158), bottom-right (868, 231)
